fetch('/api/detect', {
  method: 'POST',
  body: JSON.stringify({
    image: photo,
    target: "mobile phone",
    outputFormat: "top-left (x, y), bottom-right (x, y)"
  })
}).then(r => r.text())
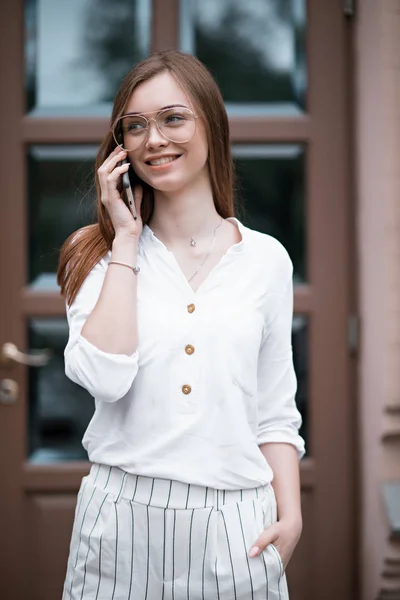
top-left (121, 159), bottom-right (138, 220)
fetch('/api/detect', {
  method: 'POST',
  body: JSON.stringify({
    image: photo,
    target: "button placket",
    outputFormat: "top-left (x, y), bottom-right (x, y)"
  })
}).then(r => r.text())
top-left (177, 299), bottom-right (198, 409)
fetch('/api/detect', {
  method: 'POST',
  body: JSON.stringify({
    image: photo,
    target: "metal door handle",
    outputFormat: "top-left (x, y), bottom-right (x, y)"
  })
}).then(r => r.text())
top-left (0, 342), bottom-right (51, 367)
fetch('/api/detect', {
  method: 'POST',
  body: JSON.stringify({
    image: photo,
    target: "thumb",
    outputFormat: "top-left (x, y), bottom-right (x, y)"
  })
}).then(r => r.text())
top-left (248, 525), bottom-right (277, 558)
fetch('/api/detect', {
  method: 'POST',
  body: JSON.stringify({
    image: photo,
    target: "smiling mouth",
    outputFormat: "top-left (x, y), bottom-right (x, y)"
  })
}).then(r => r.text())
top-left (145, 155), bottom-right (182, 166)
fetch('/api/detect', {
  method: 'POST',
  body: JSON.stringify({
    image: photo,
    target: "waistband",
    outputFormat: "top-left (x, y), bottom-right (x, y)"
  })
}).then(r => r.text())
top-left (86, 463), bottom-right (272, 511)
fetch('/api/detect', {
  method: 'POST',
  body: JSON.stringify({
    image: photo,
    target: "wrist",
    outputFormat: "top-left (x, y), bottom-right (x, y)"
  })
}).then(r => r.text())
top-left (279, 515), bottom-right (303, 533)
top-left (112, 234), bottom-right (139, 262)
top-left (113, 230), bottom-right (140, 245)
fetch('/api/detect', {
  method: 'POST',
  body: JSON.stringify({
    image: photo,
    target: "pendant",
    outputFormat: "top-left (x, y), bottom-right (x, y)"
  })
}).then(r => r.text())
top-left (190, 238), bottom-right (196, 247)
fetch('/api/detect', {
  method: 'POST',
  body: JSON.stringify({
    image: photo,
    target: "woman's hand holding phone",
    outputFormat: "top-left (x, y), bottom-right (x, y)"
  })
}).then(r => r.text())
top-left (98, 147), bottom-right (143, 240)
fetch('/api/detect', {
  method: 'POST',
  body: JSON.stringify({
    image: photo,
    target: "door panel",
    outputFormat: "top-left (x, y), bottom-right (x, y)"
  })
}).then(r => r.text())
top-left (27, 495), bottom-right (76, 600)
top-left (0, 1), bottom-right (354, 599)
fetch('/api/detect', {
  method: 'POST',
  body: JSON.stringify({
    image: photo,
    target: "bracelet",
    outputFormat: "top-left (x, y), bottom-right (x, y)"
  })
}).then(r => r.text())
top-left (108, 260), bottom-right (140, 275)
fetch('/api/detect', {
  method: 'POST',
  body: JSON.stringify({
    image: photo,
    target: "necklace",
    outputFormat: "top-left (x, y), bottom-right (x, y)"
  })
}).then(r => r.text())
top-left (150, 217), bottom-right (224, 283)
top-left (188, 217), bottom-right (223, 282)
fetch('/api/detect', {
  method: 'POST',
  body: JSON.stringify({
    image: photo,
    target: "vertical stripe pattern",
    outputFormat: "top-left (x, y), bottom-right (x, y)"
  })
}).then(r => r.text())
top-left (62, 464), bottom-right (290, 599)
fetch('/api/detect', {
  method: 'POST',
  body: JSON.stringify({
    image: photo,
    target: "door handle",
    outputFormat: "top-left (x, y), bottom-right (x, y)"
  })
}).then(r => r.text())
top-left (0, 342), bottom-right (51, 367)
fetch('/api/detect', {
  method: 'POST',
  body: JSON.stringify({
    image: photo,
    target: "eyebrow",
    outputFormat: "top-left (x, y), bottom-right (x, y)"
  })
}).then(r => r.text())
top-left (127, 104), bottom-right (189, 115)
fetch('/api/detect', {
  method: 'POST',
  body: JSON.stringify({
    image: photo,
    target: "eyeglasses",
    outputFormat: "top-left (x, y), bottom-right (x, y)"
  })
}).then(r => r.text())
top-left (112, 106), bottom-right (199, 151)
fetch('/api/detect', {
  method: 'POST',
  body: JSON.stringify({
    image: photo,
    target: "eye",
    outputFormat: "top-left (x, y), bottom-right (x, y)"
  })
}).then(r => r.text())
top-left (163, 113), bottom-right (187, 126)
top-left (126, 121), bottom-right (146, 132)
top-left (121, 117), bottom-right (147, 134)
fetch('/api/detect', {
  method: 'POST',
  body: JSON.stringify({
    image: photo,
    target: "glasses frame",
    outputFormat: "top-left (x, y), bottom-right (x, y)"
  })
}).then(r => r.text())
top-left (111, 106), bottom-right (199, 150)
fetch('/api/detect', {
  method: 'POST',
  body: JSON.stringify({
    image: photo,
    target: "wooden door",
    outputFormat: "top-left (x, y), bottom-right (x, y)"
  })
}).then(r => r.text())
top-left (0, 1), bottom-right (356, 599)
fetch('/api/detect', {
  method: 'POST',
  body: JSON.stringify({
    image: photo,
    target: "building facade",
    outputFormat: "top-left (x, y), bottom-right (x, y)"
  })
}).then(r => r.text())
top-left (0, 1), bottom-right (398, 599)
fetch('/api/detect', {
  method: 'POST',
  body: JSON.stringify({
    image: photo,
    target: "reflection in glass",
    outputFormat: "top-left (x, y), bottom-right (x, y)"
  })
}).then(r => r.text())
top-left (233, 144), bottom-right (306, 282)
top-left (292, 315), bottom-right (308, 455)
top-left (28, 319), bottom-right (94, 463)
top-left (180, 0), bottom-right (307, 113)
top-left (25, 0), bottom-right (151, 115)
top-left (28, 145), bottom-right (97, 289)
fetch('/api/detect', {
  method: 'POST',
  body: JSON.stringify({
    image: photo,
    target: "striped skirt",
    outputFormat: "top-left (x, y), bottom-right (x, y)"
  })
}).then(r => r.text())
top-left (62, 463), bottom-right (289, 600)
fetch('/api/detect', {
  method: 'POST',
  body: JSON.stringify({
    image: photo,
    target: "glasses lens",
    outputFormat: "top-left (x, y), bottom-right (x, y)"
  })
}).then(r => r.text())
top-left (113, 108), bottom-right (196, 150)
top-left (156, 108), bottom-right (196, 143)
top-left (113, 115), bottom-right (148, 151)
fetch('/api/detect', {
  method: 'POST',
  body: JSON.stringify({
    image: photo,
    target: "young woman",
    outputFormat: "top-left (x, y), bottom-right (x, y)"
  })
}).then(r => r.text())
top-left (58, 49), bottom-right (305, 600)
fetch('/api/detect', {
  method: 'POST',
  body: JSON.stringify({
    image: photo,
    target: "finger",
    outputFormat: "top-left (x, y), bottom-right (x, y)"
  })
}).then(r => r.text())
top-left (98, 148), bottom-right (126, 177)
top-left (99, 150), bottom-right (127, 177)
top-left (110, 145), bottom-right (125, 157)
top-left (100, 163), bottom-right (130, 205)
top-left (102, 146), bottom-right (124, 168)
top-left (248, 530), bottom-right (276, 558)
top-left (105, 162), bottom-right (130, 187)
top-left (108, 150), bottom-right (129, 171)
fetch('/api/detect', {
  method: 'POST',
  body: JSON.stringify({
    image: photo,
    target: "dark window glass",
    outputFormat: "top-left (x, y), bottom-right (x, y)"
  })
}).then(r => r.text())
top-left (292, 315), bottom-right (309, 455)
top-left (180, 0), bottom-right (307, 113)
top-left (28, 145), bottom-right (97, 289)
top-left (25, 0), bottom-right (151, 115)
top-left (28, 318), bottom-right (93, 463)
top-left (233, 144), bottom-right (306, 282)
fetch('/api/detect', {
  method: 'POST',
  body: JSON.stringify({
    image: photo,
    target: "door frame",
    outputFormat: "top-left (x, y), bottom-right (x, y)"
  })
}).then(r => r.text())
top-left (0, 1), bottom-right (357, 598)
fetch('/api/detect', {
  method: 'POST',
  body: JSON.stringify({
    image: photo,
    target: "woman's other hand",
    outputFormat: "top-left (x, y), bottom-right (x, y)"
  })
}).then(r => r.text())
top-left (248, 517), bottom-right (303, 573)
top-left (98, 147), bottom-right (143, 239)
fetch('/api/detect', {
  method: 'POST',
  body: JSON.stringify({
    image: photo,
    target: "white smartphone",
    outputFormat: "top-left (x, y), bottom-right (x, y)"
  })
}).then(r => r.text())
top-left (121, 159), bottom-right (138, 220)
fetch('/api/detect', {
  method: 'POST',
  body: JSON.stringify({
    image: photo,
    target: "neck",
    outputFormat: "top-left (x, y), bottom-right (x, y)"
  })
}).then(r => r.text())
top-left (148, 173), bottom-right (222, 246)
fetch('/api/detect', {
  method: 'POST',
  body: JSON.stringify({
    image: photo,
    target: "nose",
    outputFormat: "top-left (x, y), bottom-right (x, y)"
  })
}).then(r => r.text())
top-left (145, 117), bottom-right (168, 149)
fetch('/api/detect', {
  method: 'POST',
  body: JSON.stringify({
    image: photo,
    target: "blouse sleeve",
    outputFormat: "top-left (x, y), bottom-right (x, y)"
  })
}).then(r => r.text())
top-left (256, 256), bottom-right (306, 459)
top-left (64, 257), bottom-right (139, 403)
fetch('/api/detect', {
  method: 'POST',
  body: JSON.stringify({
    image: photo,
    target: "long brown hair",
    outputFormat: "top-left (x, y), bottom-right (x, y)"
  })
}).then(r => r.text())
top-left (57, 50), bottom-right (236, 305)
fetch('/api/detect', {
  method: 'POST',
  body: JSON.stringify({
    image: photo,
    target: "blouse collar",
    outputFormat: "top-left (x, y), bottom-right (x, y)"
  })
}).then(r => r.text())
top-left (141, 216), bottom-right (246, 254)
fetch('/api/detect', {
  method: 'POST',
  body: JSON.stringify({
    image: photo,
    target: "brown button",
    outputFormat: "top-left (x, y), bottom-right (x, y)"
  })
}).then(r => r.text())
top-left (182, 384), bottom-right (192, 395)
top-left (185, 344), bottom-right (195, 355)
top-left (187, 304), bottom-right (195, 313)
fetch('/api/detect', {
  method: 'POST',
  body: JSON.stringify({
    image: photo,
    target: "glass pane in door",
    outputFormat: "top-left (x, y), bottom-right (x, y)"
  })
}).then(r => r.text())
top-left (28, 318), bottom-right (93, 463)
top-left (233, 144), bottom-right (306, 282)
top-left (292, 314), bottom-right (308, 454)
top-left (180, 0), bottom-right (307, 113)
top-left (25, 0), bottom-right (151, 115)
top-left (27, 145), bottom-right (97, 290)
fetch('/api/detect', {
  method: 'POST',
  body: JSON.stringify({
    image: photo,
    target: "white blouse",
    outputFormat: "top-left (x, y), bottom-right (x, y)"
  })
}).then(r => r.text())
top-left (64, 217), bottom-right (306, 490)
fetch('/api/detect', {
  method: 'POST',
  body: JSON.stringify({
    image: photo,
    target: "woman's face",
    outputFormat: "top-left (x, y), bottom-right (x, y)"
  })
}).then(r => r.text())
top-left (123, 71), bottom-right (209, 193)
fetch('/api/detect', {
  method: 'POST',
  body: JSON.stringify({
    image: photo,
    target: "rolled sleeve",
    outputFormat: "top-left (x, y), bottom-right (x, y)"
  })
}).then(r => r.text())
top-left (256, 260), bottom-right (306, 460)
top-left (64, 257), bottom-right (139, 403)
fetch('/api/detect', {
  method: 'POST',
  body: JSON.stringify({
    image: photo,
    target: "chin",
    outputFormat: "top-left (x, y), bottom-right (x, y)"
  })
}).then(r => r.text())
top-left (152, 180), bottom-right (190, 194)
top-left (142, 173), bottom-right (193, 194)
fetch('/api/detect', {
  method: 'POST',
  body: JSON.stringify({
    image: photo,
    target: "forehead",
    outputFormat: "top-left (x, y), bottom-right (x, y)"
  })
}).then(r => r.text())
top-left (125, 71), bottom-right (192, 114)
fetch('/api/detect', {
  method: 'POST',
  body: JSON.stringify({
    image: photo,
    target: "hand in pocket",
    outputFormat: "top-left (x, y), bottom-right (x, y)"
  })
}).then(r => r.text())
top-left (248, 517), bottom-right (303, 572)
